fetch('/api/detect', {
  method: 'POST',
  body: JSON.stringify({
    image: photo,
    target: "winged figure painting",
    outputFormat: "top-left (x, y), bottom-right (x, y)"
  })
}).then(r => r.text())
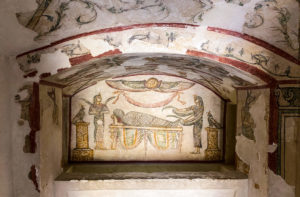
top-left (106, 78), bottom-right (195, 108)
top-left (106, 77), bottom-right (195, 92)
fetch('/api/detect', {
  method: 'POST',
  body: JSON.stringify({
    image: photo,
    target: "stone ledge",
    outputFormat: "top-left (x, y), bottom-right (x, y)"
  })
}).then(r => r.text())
top-left (56, 163), bottom-right (247, 181)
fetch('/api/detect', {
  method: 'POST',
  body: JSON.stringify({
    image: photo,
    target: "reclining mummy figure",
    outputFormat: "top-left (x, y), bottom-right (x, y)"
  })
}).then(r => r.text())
top-left (112, 109), bottom-right (180, 128)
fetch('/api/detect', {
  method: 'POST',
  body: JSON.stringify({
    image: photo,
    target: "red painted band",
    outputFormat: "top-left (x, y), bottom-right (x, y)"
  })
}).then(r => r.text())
top-left (207, 27), bottom-right (299, 65)
top-left (16, 23), bottom-right (298, 67)
top-left (277, 80), bottom-right (300, 85)
top-left (235, 85), bottom-right (271, 90)
top-left (186, 50), bottom-right (277, 86)
top-left (69, 49), bottom-right (122, 65)
top-left (268, 87), bottom-right (279, 173)
top-left (16, 23), bottom-right (197, 58)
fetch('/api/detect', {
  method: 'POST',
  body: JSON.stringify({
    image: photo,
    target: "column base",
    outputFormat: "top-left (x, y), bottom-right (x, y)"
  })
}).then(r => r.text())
top-left (205, 149), bottom-right (221, 161)
top-left (72, 148), bottom-right (94, 161)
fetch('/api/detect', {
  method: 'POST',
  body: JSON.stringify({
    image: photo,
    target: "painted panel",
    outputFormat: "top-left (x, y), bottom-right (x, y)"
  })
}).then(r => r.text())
top-left (276, 87), bottom-right (300, 196)
top-left (70, 75), bottom-right (224, 161)
top-left (282, 116), bottom-right (300, 186)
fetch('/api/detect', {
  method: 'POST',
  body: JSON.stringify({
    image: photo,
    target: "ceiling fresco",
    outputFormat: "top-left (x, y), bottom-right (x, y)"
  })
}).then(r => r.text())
top-left (16, 0), bottom-right (299, 58)
top-left (16, 25), bottom-right (299, 84)
top-left (42, 53), bottom-right (266, 102)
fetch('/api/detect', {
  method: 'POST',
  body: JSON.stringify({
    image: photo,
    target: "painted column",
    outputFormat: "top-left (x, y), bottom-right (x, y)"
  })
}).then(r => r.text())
top-left (72, 121), bottom-right (94, 161)
top-left (205, 127), bottom-right (221, 160)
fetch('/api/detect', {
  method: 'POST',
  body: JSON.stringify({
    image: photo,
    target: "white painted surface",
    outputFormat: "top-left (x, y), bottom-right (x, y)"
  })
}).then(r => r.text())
top-left (67, 189), bottom-right (236, 197)
top-left (55, 179), bottom-right (248, 197)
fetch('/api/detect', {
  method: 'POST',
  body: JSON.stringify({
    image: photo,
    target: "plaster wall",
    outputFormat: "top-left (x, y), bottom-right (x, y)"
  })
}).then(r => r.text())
top-left (236, 89), bottom-right (269, 197)
top-left (40, 85), bottom-right (63, 197)
top-left (0, 0), bottom-right (40, 56)
top-left (0, 56), bottom-right (13, 197)
top-left (268, 169), bottom-right (295, 197)
top-left (0, 55), bottom-right (42, 197)
top-left (10, 56), bottom-right (41, 197)
top-left (0, 52), bottom-right (71, 197)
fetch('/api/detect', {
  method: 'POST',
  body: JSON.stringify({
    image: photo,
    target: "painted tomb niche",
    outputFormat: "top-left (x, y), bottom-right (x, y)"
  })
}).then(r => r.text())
top-left (70, 75), bottom-right (224, 161)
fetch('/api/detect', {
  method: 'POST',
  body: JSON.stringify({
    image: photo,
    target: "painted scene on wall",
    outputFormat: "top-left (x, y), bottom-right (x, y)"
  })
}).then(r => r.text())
top-left (70, 75), bottom-right (224, 161)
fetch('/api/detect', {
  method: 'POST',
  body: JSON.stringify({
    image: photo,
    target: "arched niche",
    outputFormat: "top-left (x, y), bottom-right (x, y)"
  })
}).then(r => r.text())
top-left (70, 74), bottom-right (224, 161)
top-left (38, 53), bottom-right (259, 196)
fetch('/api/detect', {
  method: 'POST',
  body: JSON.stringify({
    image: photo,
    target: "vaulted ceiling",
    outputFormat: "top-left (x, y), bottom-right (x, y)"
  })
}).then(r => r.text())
top-left (9, 0), bottom-right (299, 103)
top-left (15, 0), bottom-right (299, 59)
top-left (42, 53), bottom-right (266, 102)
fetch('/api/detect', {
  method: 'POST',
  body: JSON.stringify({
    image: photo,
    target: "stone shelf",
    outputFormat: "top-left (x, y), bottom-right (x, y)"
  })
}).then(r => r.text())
top-left (56, 163), bottom-right (247, 181)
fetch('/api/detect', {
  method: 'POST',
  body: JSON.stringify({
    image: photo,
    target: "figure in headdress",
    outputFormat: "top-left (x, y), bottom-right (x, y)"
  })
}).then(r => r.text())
top-left (81, 93), bottom-right (115, 149)
top-left (163, 95), bottom-right (204, 154)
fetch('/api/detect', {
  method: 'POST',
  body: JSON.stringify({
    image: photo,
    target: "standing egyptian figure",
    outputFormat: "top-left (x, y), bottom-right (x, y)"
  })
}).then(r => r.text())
top-left (82, 93), bottom-right (114, 150)
top-left (164, 95), bottom-right (204, 154)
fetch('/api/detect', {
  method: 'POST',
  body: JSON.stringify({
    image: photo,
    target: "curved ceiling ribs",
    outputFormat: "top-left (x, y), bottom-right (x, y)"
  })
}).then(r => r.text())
top-left (18, 24), bottom-right (299, 101)
top-left (39, 52), bottom-right (265, 102)
top-left (16, 1), bottom-right (299, 102)
top-left (16, 0), bottom-right (299, 57)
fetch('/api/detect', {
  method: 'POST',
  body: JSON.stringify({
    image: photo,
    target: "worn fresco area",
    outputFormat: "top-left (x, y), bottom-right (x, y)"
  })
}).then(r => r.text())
top-left (240, 90), bottom-right (259, 141)
top-left (39, 85), bottom-right (63, 196)
top-left (71, 75), bottom-right (224, 161)
top-left (4, 42), bottom-right (74, 196)
top-left (42, 53), bottom-right (266, 103)
top-left (15, 0), bottom-right (299, 58)
top-left (236, 89), bottom-right (270, 197)
top-left (16, 26), bottom-right (300, 87)
top-left (15, 0), bottom-right (213, 41)
top-left (268, 169), bottom-right (297, 197)
top-left (243, 0), bottom-right (299, 58)
top-left (0, 57), bottom-right (44, 197)
top-left (225, 0), bottom-right (251, 6)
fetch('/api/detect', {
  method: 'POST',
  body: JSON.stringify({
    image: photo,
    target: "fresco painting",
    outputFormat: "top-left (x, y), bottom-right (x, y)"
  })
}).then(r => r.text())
top-left (16, 0), bottom-right (298, 62)
top-left (241, 90), bottom-right (258, 141)
top-left (15, 84), bottom-right (33, 125)
top-left (163, 95), bottom-right (204, 154)
top-left (43, 53), bottom-right (265, 104)
top-left (71, 75), bottom-right (224, 161)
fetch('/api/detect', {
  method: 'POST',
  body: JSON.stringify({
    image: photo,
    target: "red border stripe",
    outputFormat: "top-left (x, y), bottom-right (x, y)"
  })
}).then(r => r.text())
top-left (16, 23), bottom-right (299, 67)
top-left (186, 49), bottom-right (277, 86)
top-left (69, 49), bottom-right (122, 65)
top-left (278, 80), bottom-right (300, 85)
top-left (16, 23), bottom-right (197, 58)
top-left (207, 27), bottom-right (299, 65)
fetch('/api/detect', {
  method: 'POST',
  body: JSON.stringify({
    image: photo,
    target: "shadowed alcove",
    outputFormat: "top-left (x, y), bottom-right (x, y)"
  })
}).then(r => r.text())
top-left (37, 53), bottom-right (266, 187)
